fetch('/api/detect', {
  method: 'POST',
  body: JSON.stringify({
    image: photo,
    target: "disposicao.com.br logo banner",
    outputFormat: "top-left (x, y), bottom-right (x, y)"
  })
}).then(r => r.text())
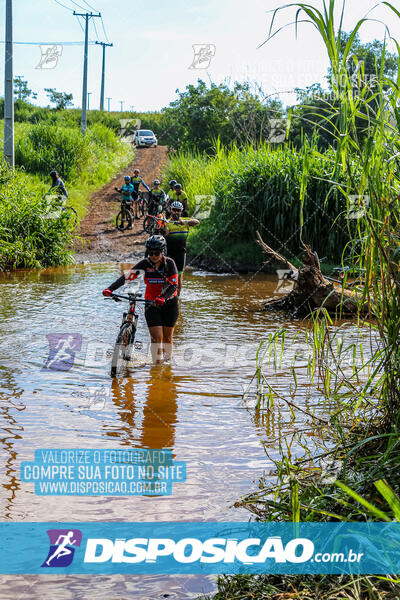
top-left (1, 522), bottom-right (400, 575)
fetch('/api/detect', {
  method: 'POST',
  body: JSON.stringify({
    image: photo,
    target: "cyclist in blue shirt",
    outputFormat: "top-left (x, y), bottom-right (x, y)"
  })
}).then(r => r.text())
top-left (115, 176), bottom-right (135, 229)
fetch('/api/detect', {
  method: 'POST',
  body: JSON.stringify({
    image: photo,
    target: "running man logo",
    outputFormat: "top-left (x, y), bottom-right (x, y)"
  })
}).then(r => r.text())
top-left (268, 119), bottom-right (288, 144)
top-left (193, 195), bottom-right (216, 220)
top-left (275, 269), bottom-right (298, 293)
top-left (36, 45), bottom-right (63, 69)
top-left (43, 333), bottom-right (82, 371)
top-left (189, 44), bottom-right (216, 69)
top-left (41, 529), bottom-right (82, 567)
top-left (348, 195), bottom-right (370, 220)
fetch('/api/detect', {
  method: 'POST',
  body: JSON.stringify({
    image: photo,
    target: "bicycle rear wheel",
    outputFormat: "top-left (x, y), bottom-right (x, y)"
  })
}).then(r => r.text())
top-left (110, 322), bottom-right (136, 377)
top-left (139, 194), bottom-right (146, 217)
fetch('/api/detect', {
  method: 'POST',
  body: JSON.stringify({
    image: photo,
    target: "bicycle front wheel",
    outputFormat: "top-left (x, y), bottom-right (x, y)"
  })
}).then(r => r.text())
top-left (111, 322), bottom-right (136, 377)
top-left (116, 208), bottom-right (133, 231)
top-left (143, 216), bottom-right (154, 234)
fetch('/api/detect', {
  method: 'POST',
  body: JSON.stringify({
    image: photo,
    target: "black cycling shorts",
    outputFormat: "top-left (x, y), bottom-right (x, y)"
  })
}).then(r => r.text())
top-left (167, 248), bottom-right (186, 273)
top-left (145, 296), bottom-right (179, 328)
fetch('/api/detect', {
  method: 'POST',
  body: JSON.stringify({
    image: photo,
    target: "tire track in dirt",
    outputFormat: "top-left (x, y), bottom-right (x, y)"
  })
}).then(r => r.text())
top-left (74, 146), bottom-right (169, 263)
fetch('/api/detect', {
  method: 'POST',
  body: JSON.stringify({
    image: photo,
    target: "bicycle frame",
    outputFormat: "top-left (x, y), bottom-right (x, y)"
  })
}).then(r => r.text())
top-left (106, 292), bottom-right (153, 377)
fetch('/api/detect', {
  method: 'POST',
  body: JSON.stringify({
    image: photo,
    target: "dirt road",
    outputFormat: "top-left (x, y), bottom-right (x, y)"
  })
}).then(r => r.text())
top-left (74, 146), bottom-right (169, 263)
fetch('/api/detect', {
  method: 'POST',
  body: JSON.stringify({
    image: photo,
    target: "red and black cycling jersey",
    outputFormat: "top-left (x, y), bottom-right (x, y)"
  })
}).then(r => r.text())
top-left (108, 257), bottom-right (178, 301)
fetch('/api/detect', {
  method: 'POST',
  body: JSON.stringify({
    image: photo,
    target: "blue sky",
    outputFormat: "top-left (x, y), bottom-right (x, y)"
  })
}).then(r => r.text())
top-left (0, 0), bottom-right (399, 111)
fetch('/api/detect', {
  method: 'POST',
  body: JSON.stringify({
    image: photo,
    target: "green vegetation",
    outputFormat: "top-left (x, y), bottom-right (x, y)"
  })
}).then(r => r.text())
top-left (0, 116), bottom-right (133, 269)
top-left (164, 141), bottom-right (357, 265)
top-left (199, 0), bottom-right (400, 598)
top-left (0, 161), bottom-right (75, 269)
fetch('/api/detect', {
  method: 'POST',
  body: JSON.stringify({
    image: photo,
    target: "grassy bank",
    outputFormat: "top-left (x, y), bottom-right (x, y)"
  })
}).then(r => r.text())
top-left (163, 142), bottom-right (359, 266)
top-left (198, 0), bottom-right (400, 597)
top-left (0, 119), bottom-right (133, 269)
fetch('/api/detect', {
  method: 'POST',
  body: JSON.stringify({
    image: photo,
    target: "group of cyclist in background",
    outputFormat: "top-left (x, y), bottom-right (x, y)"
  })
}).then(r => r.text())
top-left (104, 170), bottom-right (200, 364)
top-left (115, 170), bottom-right (190, 224)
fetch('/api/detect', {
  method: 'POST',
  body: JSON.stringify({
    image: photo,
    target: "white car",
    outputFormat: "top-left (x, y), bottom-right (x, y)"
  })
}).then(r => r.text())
top-left (134, 129), bottom-right (158, 148)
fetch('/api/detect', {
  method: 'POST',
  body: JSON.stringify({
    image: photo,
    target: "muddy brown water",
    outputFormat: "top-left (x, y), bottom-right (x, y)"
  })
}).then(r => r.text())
top-left (0, 265), bottom-right (365, 599)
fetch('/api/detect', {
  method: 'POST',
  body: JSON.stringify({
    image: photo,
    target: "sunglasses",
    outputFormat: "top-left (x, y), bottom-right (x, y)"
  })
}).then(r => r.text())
top-left (171, 209), bottom-right (182, 213)
top-left (148, 250), bottom-right (162, 256)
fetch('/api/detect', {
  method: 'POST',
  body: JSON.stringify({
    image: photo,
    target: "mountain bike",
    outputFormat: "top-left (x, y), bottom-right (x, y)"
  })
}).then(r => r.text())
top-left (105, 291), bottom-right (153, 378)
top-left (115, 198), bottom-right (134, 231)
top-left (143, 210), bottom-right (167, 235)
top-left (138, 191), bottom-right (147, 218)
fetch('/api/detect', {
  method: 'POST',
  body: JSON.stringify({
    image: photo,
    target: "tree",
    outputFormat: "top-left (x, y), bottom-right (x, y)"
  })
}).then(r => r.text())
top-left (160, 80), bottom-right (285, 153)
top-left (289, 34), bottom-right (398, 148)
top-left (14, 76), bottom-right (37, 101)
top-left (44, 88), bottom-right (73, 110)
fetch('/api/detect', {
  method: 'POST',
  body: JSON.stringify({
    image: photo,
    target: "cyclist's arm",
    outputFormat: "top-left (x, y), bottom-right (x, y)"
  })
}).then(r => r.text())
top-left (108, 260), bottom-right (146, 291)
top-left (187, 218), bottom-right (199, 226)
top-left (52, 179), bottom-right (68, 198)
top-left (59, 182), bottom-right (68, 198)
top-left (141, 179), bottom-right (150, 192)
top-left (108, 274), bottom-right (126, 292)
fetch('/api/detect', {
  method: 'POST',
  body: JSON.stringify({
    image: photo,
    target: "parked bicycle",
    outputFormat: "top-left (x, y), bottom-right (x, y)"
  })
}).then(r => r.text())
top-left (105, 290), bottom-right (153, 377)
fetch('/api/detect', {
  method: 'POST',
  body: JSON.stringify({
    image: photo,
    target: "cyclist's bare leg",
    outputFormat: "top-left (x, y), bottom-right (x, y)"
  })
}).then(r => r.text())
top-left (148, 326), bottom-right (163, 364)
top-left (177, 274), bottom-right (183, 296)
top-left (162, 326), bottom-right (174, 361)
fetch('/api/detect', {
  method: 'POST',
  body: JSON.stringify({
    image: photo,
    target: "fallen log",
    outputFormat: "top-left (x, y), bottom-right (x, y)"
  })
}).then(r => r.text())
top-left (256, 231), bottom-right (368, 317)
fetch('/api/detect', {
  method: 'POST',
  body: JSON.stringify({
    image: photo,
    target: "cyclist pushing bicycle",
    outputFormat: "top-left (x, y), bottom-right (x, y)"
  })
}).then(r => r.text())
top-left (162, 201), bottom-right (199, 295)
top-left (103, 235), bottom-right (179, 365)
top-left (147, 179), bottom-right (166, 216)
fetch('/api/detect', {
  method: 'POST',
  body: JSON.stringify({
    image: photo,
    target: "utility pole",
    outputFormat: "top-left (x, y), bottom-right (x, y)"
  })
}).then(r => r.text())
top-left (4, 0), bottom-right (14, 167)
top-left (74, 10), bottom-right (101, 133)
top-left (120, 100), bottom-right (124, 112)
top-left (87, 92), bottom-right (92, 110)
top-left (106, 97), bottom-right (112, 111)
top-left (95, 41), bottom-right (113, 111)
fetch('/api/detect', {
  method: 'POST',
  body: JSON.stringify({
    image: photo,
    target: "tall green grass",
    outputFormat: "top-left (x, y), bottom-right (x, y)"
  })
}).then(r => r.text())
top-left (0, 120), bottom-right (133, 269)
top-left (0, 160), bottom-right (75, 269)
top-left (163, 141), bottom-right (359, 264)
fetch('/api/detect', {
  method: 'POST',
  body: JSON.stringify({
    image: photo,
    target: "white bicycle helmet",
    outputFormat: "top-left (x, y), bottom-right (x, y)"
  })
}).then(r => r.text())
top-left (170, 201), bottom-right (183, 210)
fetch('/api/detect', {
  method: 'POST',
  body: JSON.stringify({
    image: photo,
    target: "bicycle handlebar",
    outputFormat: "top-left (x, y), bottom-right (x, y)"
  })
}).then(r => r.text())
top-left (105, 292), bottom-right (153, 304)
top-left (146, 214), bottom-right (168, 222)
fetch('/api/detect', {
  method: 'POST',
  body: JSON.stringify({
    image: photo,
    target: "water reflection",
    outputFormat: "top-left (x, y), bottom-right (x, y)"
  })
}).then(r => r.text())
top-left (109, 365), bottom-right (178, 451)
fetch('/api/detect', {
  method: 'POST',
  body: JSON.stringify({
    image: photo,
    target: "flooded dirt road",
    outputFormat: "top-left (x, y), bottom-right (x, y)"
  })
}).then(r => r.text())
top-left (0, 266), bottom-right (363, 599)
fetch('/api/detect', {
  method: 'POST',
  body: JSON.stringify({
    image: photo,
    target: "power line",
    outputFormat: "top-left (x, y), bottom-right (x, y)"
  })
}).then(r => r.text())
top-left (80, 0), bottom-right (99, 12)
top-left (0, 40), bottom-right (97, 45)
top-left (100, 16), bottom-right (110, 43)
top-left (53, 0), bottom-right (74, 11)
top-left (75, 14), bottom-right (85, 33)
top-left (93, 18), bottom-right (100, 42)
top-left (68, 0), bottom-right (94, 12)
